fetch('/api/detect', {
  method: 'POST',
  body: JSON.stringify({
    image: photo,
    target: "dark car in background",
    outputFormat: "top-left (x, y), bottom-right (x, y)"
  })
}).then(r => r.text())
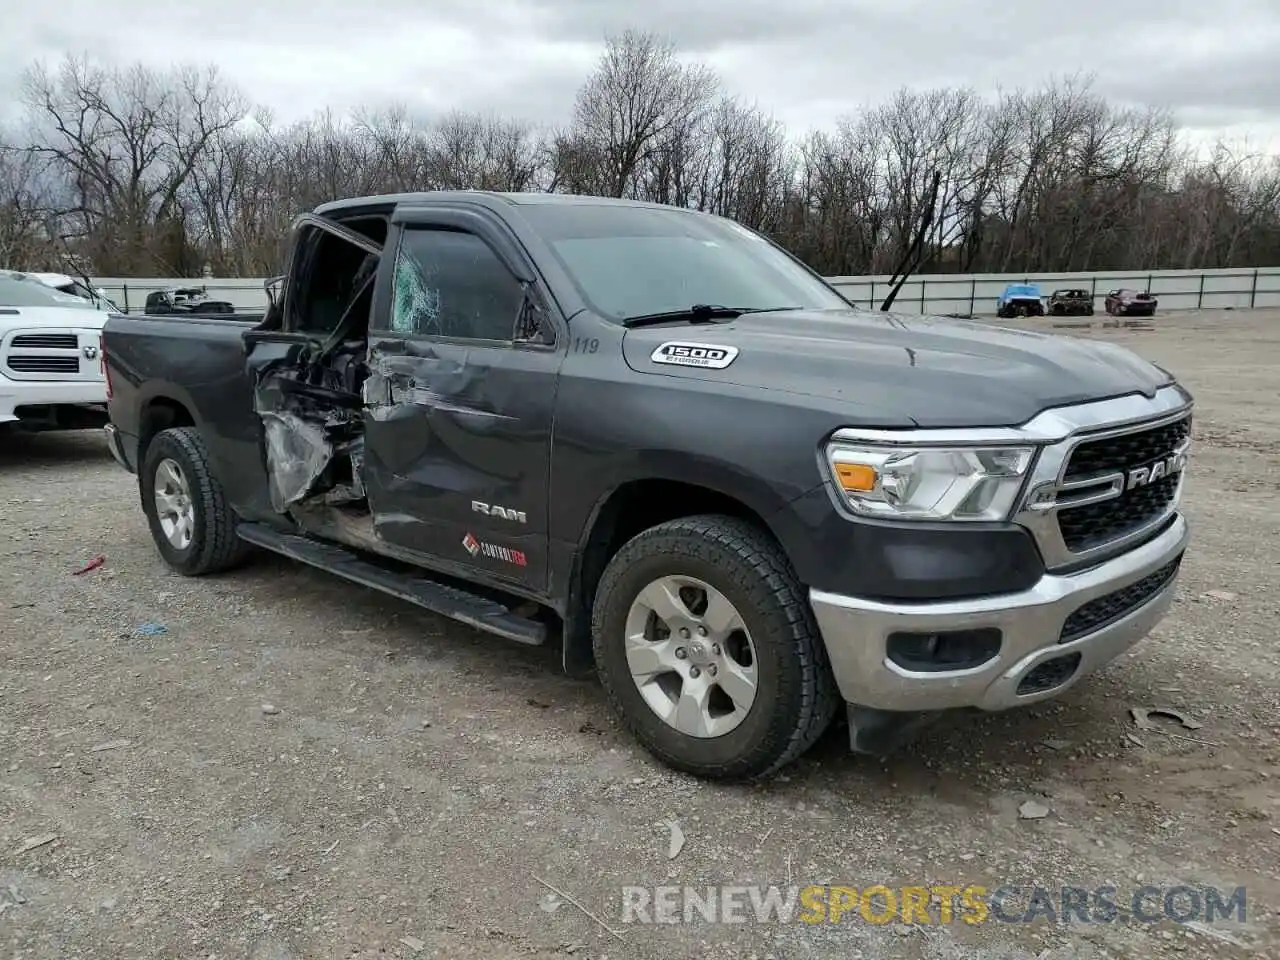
top-left (1105, 288), bottom-right (1157, 317)
top-left (144, 286), bottom-right (238, 316)
top-left (1048, 288), bottom-right (1094, 316)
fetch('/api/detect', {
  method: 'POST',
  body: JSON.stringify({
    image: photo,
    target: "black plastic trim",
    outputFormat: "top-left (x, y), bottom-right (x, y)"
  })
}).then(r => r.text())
top-left (774, 484), bottom-right (1046, 601)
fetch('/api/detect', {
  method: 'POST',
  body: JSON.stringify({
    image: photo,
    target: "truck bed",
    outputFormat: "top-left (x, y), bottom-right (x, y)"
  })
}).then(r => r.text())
top-left (103, 311), bottom-right (277, 517)
top-left (126, 310), bottom-right (267, 324)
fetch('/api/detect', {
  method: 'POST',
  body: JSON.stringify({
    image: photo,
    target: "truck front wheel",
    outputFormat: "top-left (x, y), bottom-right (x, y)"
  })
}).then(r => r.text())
top-left (591, 515), bottom-right (839, 780)
top-left (139, 426), bottom-right (250, 576)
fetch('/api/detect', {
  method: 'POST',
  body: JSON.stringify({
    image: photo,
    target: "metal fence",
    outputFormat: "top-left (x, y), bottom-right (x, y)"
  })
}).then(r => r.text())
top-left (93, 266), bottom-right (1280, 316)
top-left (825, 267), bottom-right (1280, 315)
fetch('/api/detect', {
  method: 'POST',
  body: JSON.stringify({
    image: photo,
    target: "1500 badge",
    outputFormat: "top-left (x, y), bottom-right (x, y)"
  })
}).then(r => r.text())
top-left (650, 341), bottom-right (740, 369)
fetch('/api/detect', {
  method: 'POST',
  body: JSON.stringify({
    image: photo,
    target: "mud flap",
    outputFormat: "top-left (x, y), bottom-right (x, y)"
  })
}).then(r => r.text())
top-left (846, 705), bottom-right (941, 757)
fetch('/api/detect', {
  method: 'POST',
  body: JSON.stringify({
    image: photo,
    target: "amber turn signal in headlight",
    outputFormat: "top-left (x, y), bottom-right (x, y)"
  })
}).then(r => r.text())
top-left (825, 441), bottom-right (1036, 522)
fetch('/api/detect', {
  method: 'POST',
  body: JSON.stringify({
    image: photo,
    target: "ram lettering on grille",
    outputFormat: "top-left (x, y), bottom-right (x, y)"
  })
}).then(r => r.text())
top-left (1125, 451), bottom-right (1187, 491)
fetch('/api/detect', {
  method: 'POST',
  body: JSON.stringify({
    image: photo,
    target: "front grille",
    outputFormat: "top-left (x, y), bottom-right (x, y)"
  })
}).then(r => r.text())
top-left (1064, 415), bottom-right (1191, 480)
top-left (1059, 554), bottom-right (1183, 643)
top-left (1056, 414), bottom-right (1190, 551)
top-left (7, 356), bottom-right (80, 373)
top-left (11, 333), bottom-right (78, 349)
top-left (1058, 474), bottom-right (1180, 551)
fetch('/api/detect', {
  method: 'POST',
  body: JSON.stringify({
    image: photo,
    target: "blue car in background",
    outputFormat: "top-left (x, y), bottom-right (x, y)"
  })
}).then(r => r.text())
top-left (996, 283), bottom-right (1045, 318)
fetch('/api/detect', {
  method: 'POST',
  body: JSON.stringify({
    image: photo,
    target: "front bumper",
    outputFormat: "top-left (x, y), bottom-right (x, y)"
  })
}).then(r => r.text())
top-left (999, 301), bottom-right (1044, 315)
top-left (809, 513), bottom-right (1188, 712)
top-left (0, 379), bottom-right (107, 422)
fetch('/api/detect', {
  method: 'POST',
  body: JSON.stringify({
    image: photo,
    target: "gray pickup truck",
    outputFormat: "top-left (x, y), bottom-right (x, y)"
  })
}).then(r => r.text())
top-left (101, 191), bottom-right (1192, 780)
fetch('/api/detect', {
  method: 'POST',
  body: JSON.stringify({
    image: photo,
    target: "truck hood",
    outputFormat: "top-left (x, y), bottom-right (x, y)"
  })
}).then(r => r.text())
top-left (620, 308), bottom-right (1173, 428)
top-left (0, 306), bottom-right (111, 330)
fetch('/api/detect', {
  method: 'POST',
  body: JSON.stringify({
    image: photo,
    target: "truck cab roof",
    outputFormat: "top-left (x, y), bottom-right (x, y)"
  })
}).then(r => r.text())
top-left (1001, 284), bottom-right (1041, 297)
top-left (313, 191), bottom-right (693, 218)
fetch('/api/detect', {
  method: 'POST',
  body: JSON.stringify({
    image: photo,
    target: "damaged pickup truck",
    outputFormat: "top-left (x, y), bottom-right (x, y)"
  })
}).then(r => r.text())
top-left (101, 191), bottom-right (1193, 780)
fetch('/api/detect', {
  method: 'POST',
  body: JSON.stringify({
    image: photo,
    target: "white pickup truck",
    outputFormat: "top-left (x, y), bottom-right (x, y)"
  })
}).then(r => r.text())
top-left (0, 270), bottom-right (115, 431)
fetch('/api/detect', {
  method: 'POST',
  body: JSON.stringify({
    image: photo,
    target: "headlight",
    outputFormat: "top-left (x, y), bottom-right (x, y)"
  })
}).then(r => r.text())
top-left (824, 441), bottom-right (1036, 522)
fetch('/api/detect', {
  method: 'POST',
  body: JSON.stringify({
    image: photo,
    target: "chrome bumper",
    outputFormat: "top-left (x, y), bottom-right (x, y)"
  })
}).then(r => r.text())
top-left (103, 423), bottom-right (130, 471)
top-left (809, 513), bottom-right (1189, 712)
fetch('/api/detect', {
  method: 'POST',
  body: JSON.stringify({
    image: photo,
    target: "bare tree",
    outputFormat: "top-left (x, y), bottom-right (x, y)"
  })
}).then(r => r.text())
top-left (570, 30), bottom-right (718, 198)
top-left (0, 133), bottom-right (60, 267)
top-left (20, 55), bottom-right (248, 274)
top-left (4, 46), bottom-right (1278, 280)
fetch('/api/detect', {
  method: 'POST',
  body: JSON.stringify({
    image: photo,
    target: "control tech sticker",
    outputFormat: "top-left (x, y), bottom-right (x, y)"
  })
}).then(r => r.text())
top-left (650, 341), bottom-right (740, 369)
top-left (462, 532), bottom-right (527, 567)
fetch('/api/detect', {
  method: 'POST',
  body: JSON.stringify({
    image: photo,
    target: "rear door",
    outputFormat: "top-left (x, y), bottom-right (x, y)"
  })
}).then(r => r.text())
top-left (242, 215), bottom-right (383, 514)
top-left (361, 205), bottom-right (564, 595)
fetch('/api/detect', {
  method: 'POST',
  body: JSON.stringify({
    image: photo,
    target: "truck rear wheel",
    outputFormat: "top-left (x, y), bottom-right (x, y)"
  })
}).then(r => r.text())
top-left (139, 426), bottom-right (250, 576)
top-left (591, 515), bottom-right (839, 780)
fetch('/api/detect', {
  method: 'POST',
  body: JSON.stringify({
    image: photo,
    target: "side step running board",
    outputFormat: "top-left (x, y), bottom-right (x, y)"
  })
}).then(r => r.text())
top-left (236, 522), bottom-right (547, 646)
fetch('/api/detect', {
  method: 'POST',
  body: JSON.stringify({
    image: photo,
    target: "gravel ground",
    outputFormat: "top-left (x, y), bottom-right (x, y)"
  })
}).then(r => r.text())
top-left (2, 307), bottom-right (1278, 960)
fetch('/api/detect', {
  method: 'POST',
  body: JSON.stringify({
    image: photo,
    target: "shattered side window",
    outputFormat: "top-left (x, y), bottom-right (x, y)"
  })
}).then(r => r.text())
top-left (389, 227), bottom-right (524, 341)
top-left (392, 245), bottom-right (441, 335)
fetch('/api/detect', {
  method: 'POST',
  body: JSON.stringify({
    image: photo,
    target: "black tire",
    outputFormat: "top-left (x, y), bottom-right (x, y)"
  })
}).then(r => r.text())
top-left (591, 514), bottom-right (840, 780)
top-left (139, 426), bottom-right (250, 575)
top-left (1051, 304), bottom-right (1064, 316)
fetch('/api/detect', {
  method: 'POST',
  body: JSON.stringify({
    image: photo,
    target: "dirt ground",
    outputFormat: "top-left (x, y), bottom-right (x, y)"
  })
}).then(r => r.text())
top-left (2, 307), bottom-right (1278, 960)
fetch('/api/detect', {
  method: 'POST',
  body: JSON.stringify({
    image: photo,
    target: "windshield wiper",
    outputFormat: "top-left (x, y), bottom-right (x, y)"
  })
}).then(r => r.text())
top-left (621, 305), bottom-right (801, 328)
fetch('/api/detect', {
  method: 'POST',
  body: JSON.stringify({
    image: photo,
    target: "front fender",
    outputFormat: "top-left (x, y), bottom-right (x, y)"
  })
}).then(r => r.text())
top-left (552, 449), bottom-right (820, 678)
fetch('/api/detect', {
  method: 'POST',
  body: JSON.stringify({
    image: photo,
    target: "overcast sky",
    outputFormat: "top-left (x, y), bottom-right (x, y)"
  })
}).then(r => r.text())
top-left (7, 0), bottom-right (1280, 151)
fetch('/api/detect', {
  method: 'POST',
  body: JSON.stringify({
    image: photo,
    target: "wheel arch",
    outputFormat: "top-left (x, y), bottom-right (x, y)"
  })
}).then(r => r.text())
top-left (560, 475), bottom-right (792, 676)
top-left (136, 383), bottom-right (200, 466)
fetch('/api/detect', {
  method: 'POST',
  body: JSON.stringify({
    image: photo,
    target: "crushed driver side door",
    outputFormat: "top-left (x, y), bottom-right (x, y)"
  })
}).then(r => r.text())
top-left (361, 205), bottom-right (564, 596)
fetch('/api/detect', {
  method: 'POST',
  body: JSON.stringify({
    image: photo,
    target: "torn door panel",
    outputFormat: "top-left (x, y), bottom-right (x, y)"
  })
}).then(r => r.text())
top-left (254, 360), bottom-right (366, 513)
top-left (365, 340), bottom-right (513, 423)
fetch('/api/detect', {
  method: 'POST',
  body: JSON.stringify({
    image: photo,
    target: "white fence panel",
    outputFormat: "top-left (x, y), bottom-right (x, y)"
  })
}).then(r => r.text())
top-left (826, 267), bottom-right (1280, 314)
top-left (93, 267), bottom-right (1280, 316)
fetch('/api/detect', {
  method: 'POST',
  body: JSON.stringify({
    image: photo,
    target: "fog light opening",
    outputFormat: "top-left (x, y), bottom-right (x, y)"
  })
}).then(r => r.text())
top-left (1017, 652), bottom-right (1083, 696)
top-left (886, 628), bottom-right (1002, 673)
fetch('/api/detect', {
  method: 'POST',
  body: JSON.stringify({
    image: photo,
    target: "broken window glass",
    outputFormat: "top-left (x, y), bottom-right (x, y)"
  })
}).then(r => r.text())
top-left (389, 229), bottom-right (523, 341)
top-left (392, 246), bottom-right (440, 335)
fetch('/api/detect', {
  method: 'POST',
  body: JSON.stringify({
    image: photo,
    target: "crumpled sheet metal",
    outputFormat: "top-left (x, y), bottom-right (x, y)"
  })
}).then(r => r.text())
top-left (324, 436), bottom-right (366, 505)
top-left (364, 349), bottom-right (512, 423)
top-left (259, 410), bottom-right (334, 513)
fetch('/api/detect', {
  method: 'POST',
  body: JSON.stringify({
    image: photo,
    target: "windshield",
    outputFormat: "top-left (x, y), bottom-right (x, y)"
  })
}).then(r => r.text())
top-left (58, 279), bottom-right (95, 299)
top-left (517, 203), bottom-right (850, 321)
top-left (0, 275), bottom-right (98, 310)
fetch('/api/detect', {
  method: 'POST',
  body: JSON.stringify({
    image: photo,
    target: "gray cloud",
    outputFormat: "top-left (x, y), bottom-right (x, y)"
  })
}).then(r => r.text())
top-left (1107, 44), bottom-right (1279, 118)
top-left (2, 0), bottom-right (1277, 144)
